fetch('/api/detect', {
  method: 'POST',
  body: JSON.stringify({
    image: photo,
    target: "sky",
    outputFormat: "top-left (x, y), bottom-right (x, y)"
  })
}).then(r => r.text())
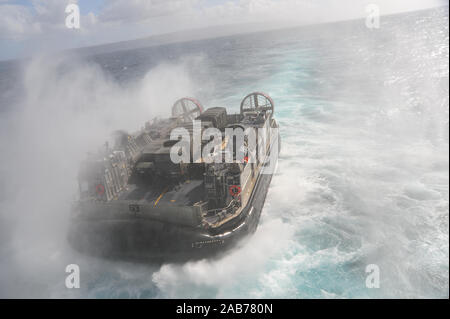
top-left (0, 0), bottom-right (447, 61)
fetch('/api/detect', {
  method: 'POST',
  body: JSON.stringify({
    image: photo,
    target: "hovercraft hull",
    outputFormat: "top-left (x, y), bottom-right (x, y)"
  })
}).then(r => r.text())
top-left (68, 168), bottom-right (273, 262)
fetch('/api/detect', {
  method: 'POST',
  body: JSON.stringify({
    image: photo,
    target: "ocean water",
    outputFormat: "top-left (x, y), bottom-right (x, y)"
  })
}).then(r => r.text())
top-left (0, 7), bottom-right (448, 298)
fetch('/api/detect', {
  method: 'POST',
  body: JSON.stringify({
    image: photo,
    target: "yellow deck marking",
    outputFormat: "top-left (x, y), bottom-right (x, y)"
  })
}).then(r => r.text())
top-left (154, 187), bottom-right (168, 207)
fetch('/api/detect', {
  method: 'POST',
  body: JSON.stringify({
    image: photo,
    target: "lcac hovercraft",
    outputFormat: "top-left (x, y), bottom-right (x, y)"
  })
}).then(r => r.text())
top-left (69, 92), bottom-right (280, 261)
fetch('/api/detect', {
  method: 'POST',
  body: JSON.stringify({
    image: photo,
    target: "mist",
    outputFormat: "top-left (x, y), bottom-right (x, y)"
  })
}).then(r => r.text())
top-left (0, 53), bottom-right (205, 297)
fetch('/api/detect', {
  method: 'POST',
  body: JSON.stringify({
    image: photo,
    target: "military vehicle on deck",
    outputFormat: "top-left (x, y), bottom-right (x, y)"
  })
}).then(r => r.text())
top-left (68, 92), bottom-right (280, 261)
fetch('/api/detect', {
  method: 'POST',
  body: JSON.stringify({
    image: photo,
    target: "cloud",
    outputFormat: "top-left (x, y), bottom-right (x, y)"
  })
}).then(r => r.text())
top-left (0, 4), bottom-right (39, 39)
top-left (194, 0), bottom-right (446, 26)
top-left (0, 0), bottom-right (90, 39)
top-left (0, 0), bottom-right (446, 60)
top-left (99, 0), bottom-right (199, 23)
